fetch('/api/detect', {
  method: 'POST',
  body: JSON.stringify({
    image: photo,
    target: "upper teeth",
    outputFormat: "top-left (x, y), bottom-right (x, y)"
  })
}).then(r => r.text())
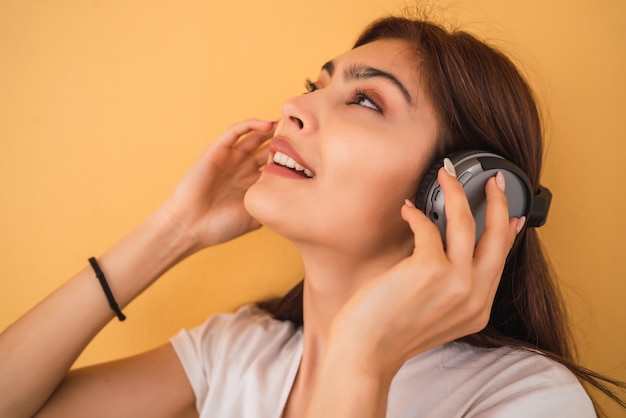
top-left (273, 151), bottom-right (314, 178)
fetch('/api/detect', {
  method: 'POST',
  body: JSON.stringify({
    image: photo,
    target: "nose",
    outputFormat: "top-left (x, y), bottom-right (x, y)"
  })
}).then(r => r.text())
top-left (280, 93), bottom-right (319, 133)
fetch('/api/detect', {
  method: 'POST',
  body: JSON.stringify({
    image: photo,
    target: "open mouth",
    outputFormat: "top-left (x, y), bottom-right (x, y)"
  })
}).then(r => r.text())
top-left (272, 151), bottom-right (315, 178)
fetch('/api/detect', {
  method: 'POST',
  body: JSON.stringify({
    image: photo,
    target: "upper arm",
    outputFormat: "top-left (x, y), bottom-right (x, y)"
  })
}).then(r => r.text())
top-left (34, 343), bottom-right (197, 418)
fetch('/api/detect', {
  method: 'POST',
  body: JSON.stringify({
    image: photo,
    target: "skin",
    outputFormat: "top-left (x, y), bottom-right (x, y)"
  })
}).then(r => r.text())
top-left (247, 39), bottom-right (519, 417)
top-left (246, 39), bottom-right (441, 414)
top-left (246, 39), bottom-right (440, 348)
top-left (0, 39), bottom-right (519, 418)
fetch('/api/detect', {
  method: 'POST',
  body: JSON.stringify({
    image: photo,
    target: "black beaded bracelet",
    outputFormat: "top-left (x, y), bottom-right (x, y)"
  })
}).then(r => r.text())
top-left (88, 257), bottom-right (126, 321)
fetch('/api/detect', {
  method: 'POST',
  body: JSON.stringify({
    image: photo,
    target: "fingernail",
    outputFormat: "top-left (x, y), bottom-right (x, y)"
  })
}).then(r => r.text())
top-left (516, 216), bottom-right (526, 234)
top-left (443, 158), bottom-right (457, 177)
top-left (264, 118), bottom-right (280, 123)
top-left (404, 198), bottom-right (416, 208)
top-left (495, 171), bottom-right (506, 192)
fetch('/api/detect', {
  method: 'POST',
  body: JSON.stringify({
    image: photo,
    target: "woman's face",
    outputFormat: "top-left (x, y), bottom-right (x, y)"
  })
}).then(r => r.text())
top-left (245, 39), bottom-right (439, 258)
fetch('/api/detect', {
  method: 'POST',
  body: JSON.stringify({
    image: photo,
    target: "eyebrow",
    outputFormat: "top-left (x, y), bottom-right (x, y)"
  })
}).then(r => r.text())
top-left (321, 60), bottom-right (413, 106)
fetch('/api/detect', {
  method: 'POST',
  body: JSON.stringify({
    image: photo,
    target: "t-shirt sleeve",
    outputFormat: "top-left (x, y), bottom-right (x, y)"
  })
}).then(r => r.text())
top-left (169, 305), bottom-right (300, 415)
top-left (169, 315), bottom-right (224, 411)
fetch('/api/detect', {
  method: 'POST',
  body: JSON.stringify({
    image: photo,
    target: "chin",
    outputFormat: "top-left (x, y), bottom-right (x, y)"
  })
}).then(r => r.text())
top-left (243, 183), bottom-right (266, 224)
top-left (244, 181), bottom-right (289, 235)
top-left (244, 181), bottom-right (317, 243)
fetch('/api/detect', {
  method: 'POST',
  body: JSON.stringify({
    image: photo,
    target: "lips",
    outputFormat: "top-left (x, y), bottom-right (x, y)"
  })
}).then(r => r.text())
top-left (268, 137), bottom-right (315, 178)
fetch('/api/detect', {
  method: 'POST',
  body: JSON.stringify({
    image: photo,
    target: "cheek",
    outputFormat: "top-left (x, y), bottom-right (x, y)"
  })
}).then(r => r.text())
top-left (315, 154), bottom-right (418, 245)
top-left (312, 164), bottom-right (416, 253)
top-left (323, 139), bottom-right (421, 210)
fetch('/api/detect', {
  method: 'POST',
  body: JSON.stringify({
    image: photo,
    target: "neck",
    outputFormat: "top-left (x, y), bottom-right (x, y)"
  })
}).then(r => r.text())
top-left (292, 239), bottom-right (412, 387)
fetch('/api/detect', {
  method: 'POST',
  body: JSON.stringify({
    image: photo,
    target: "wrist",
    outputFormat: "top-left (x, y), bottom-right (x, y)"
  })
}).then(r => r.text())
top-left (325, 327), bottom-right (399, 386)
top-left (307, 337), bottom-right (394, 418)
top-left (151, 205), bottom-right (203, 258)
top-left (93, 210), bottom-right (199, 311)
top-left (328, 310), bottom-right (406, 383)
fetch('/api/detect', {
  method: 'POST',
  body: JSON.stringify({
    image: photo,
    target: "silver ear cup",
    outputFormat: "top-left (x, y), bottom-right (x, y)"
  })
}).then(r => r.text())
top-left (415, 151), bottom-right (532, 246)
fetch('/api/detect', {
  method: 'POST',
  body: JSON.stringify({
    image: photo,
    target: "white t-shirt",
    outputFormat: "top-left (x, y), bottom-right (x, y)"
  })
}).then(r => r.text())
top-left (170, 305), bottom-right (595, 418)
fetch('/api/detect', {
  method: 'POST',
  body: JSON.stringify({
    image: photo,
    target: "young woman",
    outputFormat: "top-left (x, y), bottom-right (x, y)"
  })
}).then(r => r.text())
top-left (0, 15), bottom-right (622, 418)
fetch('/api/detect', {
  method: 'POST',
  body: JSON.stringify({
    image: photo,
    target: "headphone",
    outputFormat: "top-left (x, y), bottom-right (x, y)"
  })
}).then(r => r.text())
top-left (414, 151), bottom-right (552, 245)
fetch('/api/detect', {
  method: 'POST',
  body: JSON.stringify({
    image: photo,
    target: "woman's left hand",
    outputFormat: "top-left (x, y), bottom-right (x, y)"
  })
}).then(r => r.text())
top-left (307, 165), bottom-right (522, 417)
top-left (335, 165), bottom-right (520, 374)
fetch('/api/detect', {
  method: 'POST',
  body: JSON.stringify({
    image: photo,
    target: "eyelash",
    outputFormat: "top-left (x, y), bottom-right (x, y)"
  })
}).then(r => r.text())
top-left (304, 78), bottom-right (317, 93)
top-left (350, 89), bottom-right (381, 113)
top-left (304, 78), bottom-right (382, 113)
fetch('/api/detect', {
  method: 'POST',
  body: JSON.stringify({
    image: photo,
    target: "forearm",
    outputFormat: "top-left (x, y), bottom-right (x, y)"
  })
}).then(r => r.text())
top-left (0, 210), bottom-right (195, 418)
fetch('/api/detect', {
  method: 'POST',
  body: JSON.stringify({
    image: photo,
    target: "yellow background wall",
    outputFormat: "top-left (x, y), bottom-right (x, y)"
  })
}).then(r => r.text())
top-left (1, 0), bottom-right (624, 414)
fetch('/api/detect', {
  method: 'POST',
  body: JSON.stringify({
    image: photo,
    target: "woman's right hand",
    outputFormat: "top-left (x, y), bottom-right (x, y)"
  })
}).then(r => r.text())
top-left (158, 119), bottom-right (276, 252)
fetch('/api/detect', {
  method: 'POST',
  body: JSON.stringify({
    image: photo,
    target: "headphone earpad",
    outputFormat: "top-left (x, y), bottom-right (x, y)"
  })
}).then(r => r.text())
top-left (414, 159), bottom-right (443, 216)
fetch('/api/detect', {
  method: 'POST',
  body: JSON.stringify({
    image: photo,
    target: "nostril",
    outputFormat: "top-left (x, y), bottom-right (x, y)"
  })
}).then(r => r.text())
top-left (290, 116), bottom-right (304, 129)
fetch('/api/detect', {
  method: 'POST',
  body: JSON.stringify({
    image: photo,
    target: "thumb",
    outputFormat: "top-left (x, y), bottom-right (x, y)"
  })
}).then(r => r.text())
top-left (401, 199), bottom-right (444, 255)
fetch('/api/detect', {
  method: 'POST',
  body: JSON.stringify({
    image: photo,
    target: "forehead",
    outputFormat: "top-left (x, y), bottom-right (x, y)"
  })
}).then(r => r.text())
top-left (329, 39), bottom-right (419, 84)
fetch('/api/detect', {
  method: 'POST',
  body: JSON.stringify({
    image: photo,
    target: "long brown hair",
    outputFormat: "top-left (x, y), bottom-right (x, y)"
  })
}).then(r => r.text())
top-left (257, 16), bottom-right (625, 414)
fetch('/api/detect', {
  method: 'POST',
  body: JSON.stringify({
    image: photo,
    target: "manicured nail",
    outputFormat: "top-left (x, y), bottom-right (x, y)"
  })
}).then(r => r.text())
top-left (443, 158), bottom-right (457, 177)
top-left (495, 171), bottom-right (506, 192)
top-left (405, 198), bottom-right (416, 208)
top-left (516, 216), bottom-right (526, 234)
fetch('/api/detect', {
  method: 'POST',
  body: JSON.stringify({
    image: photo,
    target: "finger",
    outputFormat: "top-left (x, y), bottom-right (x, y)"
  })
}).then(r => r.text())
top-left (214, 119), bottom-right (277, 148)
top-left (234, 127), bottom-right (276, 154)
top-left (437, 164), bottom-right (475, 265)
top-left (472, 218), bottom-right (516, 325)
top-left (473, 174), bottom-right (518, 275)
top-left (253, 143), bottom-right (271, 167)
top-left (401, 200), bottom-right (444, 255)
top-left (473, 175), bottom-right (519, 303)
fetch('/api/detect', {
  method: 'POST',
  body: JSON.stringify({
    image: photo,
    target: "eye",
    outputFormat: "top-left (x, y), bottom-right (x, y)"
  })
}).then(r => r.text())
top-left (350, 89), bottom-right (382, 113)
top-left (304, 79), bottom-right (318, 94)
